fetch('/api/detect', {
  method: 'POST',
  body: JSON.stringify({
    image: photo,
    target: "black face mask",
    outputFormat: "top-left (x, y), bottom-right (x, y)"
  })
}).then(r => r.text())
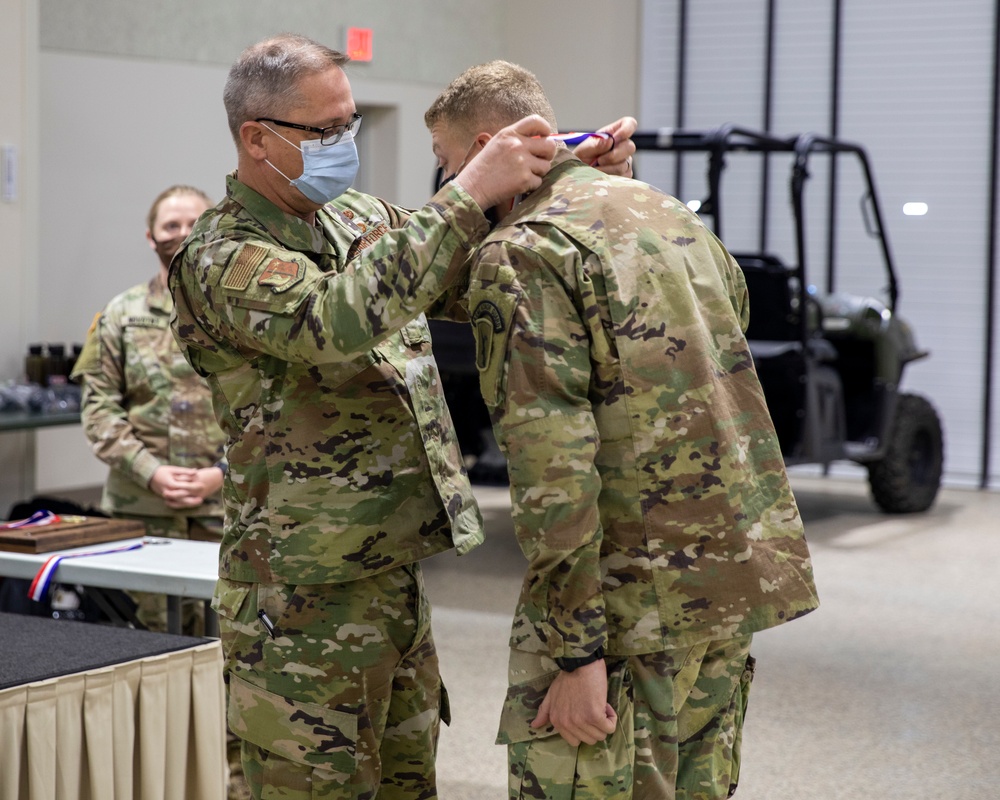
top-left (436, 171), bottom-right (505, 227)
top-left (435, 167), bottom-right (456, 194)
top-left (150, 233), bottom-right (186, 266)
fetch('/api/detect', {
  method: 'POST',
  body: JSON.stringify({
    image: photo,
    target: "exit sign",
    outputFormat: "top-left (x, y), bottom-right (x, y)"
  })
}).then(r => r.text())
top-left (346, 27), bottom-right (373, 62)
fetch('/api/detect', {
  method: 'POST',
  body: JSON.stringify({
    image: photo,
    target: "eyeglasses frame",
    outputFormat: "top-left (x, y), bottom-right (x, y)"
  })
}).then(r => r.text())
top-left (255, 113), bottom-right (363, 145)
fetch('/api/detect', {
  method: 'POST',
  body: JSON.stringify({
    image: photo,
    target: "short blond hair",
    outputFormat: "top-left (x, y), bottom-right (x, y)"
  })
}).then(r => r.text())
top-left (425, 60), bottom-right (557, 140)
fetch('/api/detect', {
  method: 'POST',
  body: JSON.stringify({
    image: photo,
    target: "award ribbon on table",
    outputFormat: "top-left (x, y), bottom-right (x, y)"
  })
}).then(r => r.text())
top-left (28, 541), bottom-right (147, 602)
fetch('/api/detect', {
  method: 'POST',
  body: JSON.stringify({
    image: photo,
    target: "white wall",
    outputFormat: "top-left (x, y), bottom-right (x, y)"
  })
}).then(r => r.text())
top-left (501, 0), bottom-right (641, 130)
top-left (0, 0), bottom-right (40, 513)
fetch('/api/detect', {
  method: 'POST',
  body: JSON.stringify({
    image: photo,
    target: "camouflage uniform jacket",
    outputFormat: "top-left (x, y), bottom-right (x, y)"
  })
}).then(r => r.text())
top-left (74, 273), bottom-right (226, 518)
top-left (169, 174), bottom-right (487, 585)
top-left (469, 149), bottom-right (819, 660)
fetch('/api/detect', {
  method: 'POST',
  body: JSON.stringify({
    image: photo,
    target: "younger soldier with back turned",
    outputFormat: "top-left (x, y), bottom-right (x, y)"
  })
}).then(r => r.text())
top-left (426, 61), bottom-right (819, 799)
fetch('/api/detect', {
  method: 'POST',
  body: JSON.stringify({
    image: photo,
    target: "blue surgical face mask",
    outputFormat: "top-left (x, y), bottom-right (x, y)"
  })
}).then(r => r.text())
top-left (263, 124), bottom-right (360, 205)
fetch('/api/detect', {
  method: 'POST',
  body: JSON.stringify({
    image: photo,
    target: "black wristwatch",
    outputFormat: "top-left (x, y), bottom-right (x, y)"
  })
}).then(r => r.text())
top-left (554, 646), bottom-right (605, 673)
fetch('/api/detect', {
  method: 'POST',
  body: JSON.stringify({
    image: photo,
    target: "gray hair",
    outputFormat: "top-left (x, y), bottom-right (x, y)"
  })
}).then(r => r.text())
top-left (223, 33), bottom-right (350, 146)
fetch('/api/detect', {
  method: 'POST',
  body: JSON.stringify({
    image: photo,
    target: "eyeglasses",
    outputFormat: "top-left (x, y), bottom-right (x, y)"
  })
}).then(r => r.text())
top-left (256, 113), bottom-right (363, 145)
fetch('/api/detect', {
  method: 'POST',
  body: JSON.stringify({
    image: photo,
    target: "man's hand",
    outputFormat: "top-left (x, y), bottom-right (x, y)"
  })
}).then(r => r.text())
top-left (453, 115), bottom-right (556, 212)
top-left (148, 465), bottom-right (218, 509)
top-left (530, 659), bottom-right (617, 747)
top-left (575, 116), bottom-right (638, 177)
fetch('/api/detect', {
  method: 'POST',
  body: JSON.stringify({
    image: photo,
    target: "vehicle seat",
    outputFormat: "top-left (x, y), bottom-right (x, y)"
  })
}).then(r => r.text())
top-left (733, 253), bottom-right (801, 342)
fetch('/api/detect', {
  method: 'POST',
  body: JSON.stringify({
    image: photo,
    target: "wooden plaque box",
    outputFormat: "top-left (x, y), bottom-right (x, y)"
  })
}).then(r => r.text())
top-left (0, 518), bottom-right (147, 554)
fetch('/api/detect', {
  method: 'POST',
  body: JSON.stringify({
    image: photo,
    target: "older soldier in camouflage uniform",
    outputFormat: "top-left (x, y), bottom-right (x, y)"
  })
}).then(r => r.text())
top-left (165, 32), bottom-right (639, 800)
top-left (73, 185), bottom-right (228, 633)
top-left (426, 61), bottom-right (820, 800)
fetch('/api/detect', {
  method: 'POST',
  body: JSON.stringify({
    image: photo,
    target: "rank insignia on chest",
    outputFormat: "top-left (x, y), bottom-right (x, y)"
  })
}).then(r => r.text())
top-left (258, 258), bottom-right (303, 291)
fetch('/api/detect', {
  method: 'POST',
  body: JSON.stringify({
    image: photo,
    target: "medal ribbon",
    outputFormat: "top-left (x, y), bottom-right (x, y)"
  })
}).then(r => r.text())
top-left (2, 510), bottom-right (61, 530)
top-left (28, 541), bottom-right (146, 602)
top-left (549, 131), bottom-right (615, 147)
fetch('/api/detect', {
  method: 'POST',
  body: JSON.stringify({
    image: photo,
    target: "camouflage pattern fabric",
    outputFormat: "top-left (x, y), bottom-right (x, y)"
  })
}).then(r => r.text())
top-left (214, 564), bottom-right (446, 800)
top-left (499, 638), bottom-right (752, 800)
top-left (169, 173), bottom-right (491, 797)
top-left (73, 273), bottom-right (226, 518)
top-left (169, 174), bottom-right (488, 588)
top-left (468, 148), bottom-right (819, 663)
top-left (501, 650), bottom-right (634, 799)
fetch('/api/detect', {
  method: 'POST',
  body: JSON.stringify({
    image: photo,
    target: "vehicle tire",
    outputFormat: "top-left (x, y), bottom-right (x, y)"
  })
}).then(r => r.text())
top-left (867, 393), bottom-right (944, 513)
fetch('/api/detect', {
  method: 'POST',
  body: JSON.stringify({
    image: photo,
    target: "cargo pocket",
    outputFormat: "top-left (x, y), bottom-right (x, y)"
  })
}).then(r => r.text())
top-left (498, 659), bottom-right (633, 799)
top-left (227, 673), bottom-right (357, 776)
top-left (468, 266), bottom-right (520, 408)
top-left (211, 579), bottom-right (252, 662)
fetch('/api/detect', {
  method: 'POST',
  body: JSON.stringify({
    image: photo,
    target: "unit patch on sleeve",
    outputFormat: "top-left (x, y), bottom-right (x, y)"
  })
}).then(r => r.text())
top-left (258, 258), bottom-right (303, 292)
top-left (472, 300), bottom-right (506, 333)
top-left (222, 244), bottom-right (269, 291)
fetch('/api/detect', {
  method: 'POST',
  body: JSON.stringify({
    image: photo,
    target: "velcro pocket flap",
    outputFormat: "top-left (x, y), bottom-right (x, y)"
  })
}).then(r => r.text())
top-left (400, 313), bottom-right (430, 347)
top-left (496, 670), bottom-right (560, 745)
top-left (211, 578), bottom-right (251, 621)
top-left (227, 674), bottom-right (358, 773)
top-left (495, 659), bottom-right (632, 745)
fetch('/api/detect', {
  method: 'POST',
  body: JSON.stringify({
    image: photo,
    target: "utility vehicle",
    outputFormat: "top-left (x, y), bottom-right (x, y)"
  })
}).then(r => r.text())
top-left (632, 125), bottom-right (943, 512)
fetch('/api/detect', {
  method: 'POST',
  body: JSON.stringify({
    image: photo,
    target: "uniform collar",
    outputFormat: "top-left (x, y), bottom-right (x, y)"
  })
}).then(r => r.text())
top-left (226, 172), bottom-right (333, 256)
top-left (502, 146), bottom-right (584, 220)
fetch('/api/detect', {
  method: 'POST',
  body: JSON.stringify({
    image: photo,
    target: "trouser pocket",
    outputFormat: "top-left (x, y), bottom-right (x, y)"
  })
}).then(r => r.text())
top-left (229, 674), bottom-right (359, 799)
top-left (499, 655), bottom-right (633, 799)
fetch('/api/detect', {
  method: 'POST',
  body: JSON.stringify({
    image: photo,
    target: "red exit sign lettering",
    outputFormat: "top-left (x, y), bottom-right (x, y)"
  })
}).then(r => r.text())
top-left (347, 28), bottom-right (373, 62)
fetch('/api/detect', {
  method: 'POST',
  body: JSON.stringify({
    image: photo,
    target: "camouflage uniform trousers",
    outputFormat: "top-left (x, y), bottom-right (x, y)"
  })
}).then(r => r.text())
top-left (215, 563), bottom-right (448, 800)
top-left (503, 636), bottom-right (755, 800)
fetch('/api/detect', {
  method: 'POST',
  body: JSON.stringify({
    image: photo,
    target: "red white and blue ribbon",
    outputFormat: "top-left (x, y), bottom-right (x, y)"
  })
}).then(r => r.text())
top-left (28, 541), bottom-right (146, 602)
top-left (2, 510), bottom-right (61, 530)
top-left (550, 131), bottom-right (615, 147)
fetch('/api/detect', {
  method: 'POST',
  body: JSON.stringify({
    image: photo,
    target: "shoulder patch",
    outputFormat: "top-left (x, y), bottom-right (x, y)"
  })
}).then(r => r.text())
top-left (258, 258), bottom-right (303, 292)
top-left (223, 245), bottom-right (269, 291)
top-left (86, 311), bottom-right (101, 336)
top-left (472, 300), bottom-right (505, 333)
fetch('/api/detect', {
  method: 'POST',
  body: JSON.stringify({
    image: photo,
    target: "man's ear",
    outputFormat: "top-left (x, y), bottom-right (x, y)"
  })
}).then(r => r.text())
top-left (474, 132), bottom-right (493, 149)
top-left (240, 121), bottom-right (269, 161)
